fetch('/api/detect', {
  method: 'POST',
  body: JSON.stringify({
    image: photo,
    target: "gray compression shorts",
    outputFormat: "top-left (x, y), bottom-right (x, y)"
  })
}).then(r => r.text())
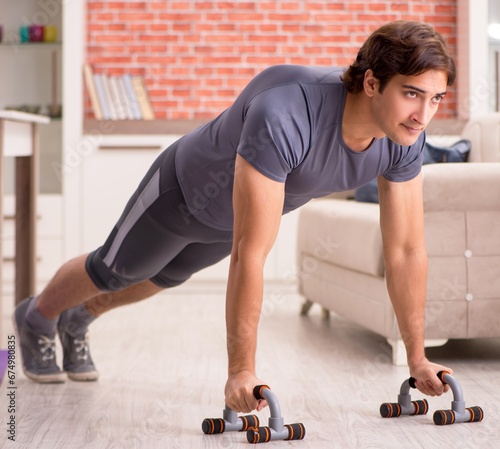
top-left (85, 142), bottom-right (233, 291)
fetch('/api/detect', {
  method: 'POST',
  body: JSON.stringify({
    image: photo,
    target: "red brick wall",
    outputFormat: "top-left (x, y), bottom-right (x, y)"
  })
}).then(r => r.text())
top-left (85, 0), bottom-right (457, 120)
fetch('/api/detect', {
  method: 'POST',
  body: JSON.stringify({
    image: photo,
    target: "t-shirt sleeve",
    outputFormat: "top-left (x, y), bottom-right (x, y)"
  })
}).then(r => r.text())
top-left (383, 132), bottom-right (426, 183)
top-left (236, 86), bottom-right (310, 182)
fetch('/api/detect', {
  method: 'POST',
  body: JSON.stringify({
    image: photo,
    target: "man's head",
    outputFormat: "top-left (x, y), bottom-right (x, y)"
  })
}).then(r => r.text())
top-left (342, 21), bottom-right (456, 94)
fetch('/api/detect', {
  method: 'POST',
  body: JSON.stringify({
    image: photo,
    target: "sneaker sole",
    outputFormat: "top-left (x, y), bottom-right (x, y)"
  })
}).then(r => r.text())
top-left (67, 370), bottom-right (100, 382)
top-left (12, 314), bottom-right (67, 384)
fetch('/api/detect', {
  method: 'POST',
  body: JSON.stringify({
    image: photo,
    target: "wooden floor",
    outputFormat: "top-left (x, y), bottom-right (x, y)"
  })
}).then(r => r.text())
top-left (1, 282), bottom-right (499, 449)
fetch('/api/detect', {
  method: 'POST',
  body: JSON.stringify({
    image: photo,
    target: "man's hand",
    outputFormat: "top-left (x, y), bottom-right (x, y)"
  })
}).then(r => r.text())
top-left (224, 370), bottom-right (268, 413)
top-left (409, 357), bottom-right (454, 396)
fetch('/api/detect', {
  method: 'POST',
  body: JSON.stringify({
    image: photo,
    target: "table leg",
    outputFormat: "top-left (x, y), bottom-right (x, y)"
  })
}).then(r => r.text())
top-left (14, 123), bottom-right (38, 305)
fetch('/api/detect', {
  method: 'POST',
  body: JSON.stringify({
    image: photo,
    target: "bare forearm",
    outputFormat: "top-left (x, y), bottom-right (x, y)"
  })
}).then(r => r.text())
top-left (385, 249), bottom-right (428, 366)
top-left (225, 257), bottom-right (264, 376)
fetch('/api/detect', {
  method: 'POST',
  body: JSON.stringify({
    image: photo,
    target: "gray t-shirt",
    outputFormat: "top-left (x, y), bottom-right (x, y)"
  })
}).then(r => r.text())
top-left (174, 65), bottom-right (425, 231)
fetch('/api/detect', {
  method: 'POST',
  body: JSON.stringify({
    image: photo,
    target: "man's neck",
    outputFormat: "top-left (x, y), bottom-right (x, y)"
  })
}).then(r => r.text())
top-left (342, 92), bottom-right (384, 152)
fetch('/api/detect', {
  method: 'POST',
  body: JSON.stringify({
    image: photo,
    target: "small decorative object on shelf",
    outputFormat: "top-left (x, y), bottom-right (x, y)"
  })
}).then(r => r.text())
top-left (44, 26), bottom-right (57, 43)
top-left (20, 25), bottom-right (29, 43)
top-left (29, 25), bottom-right (44, 42)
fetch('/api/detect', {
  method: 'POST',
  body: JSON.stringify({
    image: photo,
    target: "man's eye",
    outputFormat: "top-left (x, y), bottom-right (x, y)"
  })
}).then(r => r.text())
top-left (433, 95), bottom-right (444, 104)
top-left (405, 91), bottom-right (418, 98)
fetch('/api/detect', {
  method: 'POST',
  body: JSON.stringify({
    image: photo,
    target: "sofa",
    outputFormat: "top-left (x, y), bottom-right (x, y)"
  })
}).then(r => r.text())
top-left (296, 113), bottom-right (500, 365)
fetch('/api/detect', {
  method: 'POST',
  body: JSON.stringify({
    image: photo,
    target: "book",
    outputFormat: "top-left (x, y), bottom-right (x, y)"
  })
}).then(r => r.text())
top-left (92, 74), bottom-right (112, 120)
top-left (132, 76), bottom-right (155, 120)
top-left (108, 76), bottom-right (127, 120)
top-left (122, 74), bottom-right (142, 120)
top-left (101, 74), bottom-right (117, 120)
top-left (116, 76), bottom-right (135, 120)
top-left (83, 64), bottom-right (103, 120)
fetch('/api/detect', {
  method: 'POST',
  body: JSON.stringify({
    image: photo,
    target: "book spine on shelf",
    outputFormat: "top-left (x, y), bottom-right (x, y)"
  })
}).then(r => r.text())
top-left (83, 64), bottom-right (103, 120)
top-left (116, 76), bottom-right (135, 120)
top-left (122, 74), bottom-right (142, 120)
top-left (108, 76), bottom-right (127, 120)
top-left (132, 76), bottom-right (156, 120)
top-left (92, 74), bottom-right (111, 120)
top-left (101, 75), bottom-right (117, 120)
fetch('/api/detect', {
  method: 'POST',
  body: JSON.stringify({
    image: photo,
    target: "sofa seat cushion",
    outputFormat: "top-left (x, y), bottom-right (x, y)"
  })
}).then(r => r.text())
top-left (297, 199), bottom-right (384, 277)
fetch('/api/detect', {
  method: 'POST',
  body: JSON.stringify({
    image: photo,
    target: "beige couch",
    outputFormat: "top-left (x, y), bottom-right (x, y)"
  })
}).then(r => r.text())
top-left (296, 114), bottom-right (500, 365)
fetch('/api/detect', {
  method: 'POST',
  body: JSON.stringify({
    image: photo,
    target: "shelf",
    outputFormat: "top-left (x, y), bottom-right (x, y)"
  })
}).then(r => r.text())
top-left (83, 119), bottom-right (209, 135)
top-left (82, 118), bottom-right (465, 137)
top-left (0, 42), bottom-right (62, 50)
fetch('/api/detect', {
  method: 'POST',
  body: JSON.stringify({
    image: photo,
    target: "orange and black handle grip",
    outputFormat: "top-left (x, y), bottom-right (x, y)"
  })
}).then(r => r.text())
top-left (433, 406), bottom-right (484, 425)
top-left (380, 375), bottom-right (429, 418)
top-left (408, 370), bottom-right (449, 389)
top-left (202, 413), bottom-right (259, 434)
top-left (247, 423), bottom-right (306, 443)
top-left (380, 400), bottom-right (428, 418)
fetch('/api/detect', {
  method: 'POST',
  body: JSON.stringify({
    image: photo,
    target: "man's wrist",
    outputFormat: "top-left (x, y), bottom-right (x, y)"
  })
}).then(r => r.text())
top-left (407, 353), bottom-right (428, 371)
top-left (228, 367), bottom-right (255, 378)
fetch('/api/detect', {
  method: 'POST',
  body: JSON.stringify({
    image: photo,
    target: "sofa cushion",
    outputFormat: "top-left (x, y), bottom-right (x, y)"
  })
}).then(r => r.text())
top-left (297, 199), bottom-right (384, 277)
top-left (422, 163), bottom-right (500, 211)
top-left (462, 112), bottom-right (500, 162)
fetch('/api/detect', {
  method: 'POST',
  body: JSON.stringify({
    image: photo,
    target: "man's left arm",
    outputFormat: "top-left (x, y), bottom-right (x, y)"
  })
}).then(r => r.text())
top-left (378, 173), bottom-right (452, 396)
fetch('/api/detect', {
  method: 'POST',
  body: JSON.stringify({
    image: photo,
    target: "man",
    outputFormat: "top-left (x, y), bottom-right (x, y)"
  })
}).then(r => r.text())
top-left (15, 20), bottom-right (456, 413)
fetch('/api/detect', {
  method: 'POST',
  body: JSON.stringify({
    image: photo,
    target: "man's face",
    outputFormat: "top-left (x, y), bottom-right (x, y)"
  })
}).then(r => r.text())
top-left (370, 70), bottom-right (448, 146)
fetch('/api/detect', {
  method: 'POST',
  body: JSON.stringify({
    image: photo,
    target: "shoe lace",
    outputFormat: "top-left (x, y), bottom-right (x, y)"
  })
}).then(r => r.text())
top-left (37, 336), bottom-right (56, 362)
top-left (73, 334), bottom-right (90, 361)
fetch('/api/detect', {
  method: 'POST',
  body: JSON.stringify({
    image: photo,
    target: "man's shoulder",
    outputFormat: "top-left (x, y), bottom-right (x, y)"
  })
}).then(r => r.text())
top-left (254, 65), bottom-right (345, 88)
top-left (243, 65), bottom-right (345, 116)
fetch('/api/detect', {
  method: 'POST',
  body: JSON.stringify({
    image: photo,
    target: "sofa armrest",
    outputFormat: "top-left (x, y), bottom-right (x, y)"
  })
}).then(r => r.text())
top-left (422, 162), bottom-right (500, 212)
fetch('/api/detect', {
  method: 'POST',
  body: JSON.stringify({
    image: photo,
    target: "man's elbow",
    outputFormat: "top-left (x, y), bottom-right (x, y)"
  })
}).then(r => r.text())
top-left (384, 244), bottom-right (428, 271)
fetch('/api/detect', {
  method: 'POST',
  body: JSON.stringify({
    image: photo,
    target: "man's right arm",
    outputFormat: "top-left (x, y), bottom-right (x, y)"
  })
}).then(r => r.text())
top-left (224, 154), bottom-right (285, 413)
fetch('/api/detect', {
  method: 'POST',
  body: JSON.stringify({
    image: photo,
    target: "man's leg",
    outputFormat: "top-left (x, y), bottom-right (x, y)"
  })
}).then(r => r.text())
top-left (14, 253), bottom-right (164, 383)
top-left (55, 269), bottom-right (163, 381)
top-left (14, 147), bottom-right (177, 384)
top-left (34, 253), bottom-right (163, 320)
top-left (35, 254), bottom-right (100, 320)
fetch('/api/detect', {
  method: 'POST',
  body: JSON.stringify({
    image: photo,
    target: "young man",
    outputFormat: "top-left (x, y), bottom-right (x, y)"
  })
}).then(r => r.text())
top-left (15, 20), bottom-right (456, 412)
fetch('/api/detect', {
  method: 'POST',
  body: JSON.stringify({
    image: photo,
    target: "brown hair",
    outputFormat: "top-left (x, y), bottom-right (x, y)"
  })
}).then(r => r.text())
top-left (342, 21), bottom-right (456, 94)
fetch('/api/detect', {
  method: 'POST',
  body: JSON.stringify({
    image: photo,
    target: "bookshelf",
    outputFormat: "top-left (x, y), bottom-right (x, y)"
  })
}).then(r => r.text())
top-left (0, 0), bottom-right (86, 301)
top-left (0, 2), bottom-right (63, 195)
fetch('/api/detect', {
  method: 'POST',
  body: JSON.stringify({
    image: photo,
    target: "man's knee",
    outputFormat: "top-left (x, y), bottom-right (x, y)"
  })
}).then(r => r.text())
top-left (85, 250), bottom-right (134, 292)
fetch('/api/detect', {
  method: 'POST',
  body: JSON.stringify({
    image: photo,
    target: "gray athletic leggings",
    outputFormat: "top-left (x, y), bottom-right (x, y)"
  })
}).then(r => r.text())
top-left (85, 143), bottom-right (233, 291)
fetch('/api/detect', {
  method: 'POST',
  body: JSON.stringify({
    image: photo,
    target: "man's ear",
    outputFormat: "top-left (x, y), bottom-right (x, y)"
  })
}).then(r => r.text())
top-left (363, 69), bottom-right (379, 97)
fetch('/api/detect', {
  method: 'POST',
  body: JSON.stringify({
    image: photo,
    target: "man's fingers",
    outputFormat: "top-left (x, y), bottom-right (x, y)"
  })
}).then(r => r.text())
top-left (256, 399), bottom-right (268, 412)
top-left (428, 379), bottom-right (444, 395)
top-left (229, 393), bottom-right (260, 413)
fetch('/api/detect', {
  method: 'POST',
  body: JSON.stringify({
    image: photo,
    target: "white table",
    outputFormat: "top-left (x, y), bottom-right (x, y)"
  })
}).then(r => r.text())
top-left (0, 110), bottom-right (50, 337)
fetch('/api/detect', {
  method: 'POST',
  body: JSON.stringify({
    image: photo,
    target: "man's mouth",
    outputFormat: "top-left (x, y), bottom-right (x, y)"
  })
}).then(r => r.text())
top-left (402, 124), bottom-right (423, 133)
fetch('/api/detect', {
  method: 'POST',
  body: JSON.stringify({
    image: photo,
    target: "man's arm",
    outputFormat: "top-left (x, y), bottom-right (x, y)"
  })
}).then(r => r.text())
top-left (224, 154), bottom-right (285, 413)
top-left (378, 173), bottom-right (452, 396)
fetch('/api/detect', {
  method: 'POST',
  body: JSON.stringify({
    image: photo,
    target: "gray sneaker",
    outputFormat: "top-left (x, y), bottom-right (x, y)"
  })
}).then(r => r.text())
top-left (57, 310), bottom-right (99, 381)
top-left (13, 297), bottom-right (66, 383)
